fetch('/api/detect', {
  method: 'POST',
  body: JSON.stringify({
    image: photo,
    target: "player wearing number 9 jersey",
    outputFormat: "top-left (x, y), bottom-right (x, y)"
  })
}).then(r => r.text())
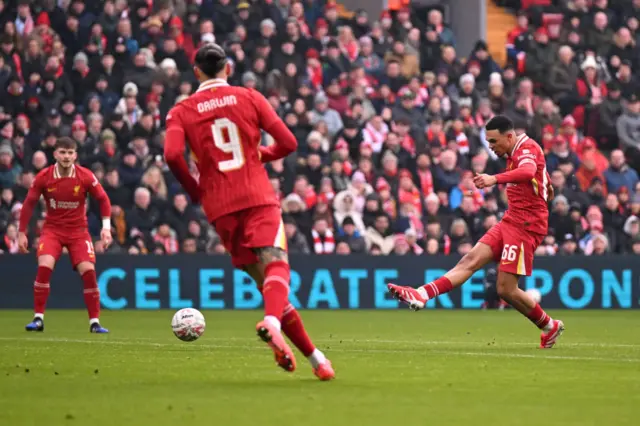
top-left (164, 43), bottom-right (334, 380)
top-left (387, 116), bottom-right (565, 350)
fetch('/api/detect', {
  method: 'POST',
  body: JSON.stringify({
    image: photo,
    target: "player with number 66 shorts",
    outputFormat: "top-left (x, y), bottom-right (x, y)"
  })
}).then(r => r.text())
top-left (387, 116), bottom-right (565, 350)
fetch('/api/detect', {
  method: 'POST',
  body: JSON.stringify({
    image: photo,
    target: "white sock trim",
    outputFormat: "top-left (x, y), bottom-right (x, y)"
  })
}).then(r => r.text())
top-left (34, 313), bottom-right (44, 320)
top-left (264, 315), bottom-right (281, 331)
top-left (89, 318), bottom-right (100, 325)
top-left (543, 318), bottom-right (554, 332)
top-left (307, 349), bottom-right (326, 369)
top-left (417, 286), bottom-right (429, 299)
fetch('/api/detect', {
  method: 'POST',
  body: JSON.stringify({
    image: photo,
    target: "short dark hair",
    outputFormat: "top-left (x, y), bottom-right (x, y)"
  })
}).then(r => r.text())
top-left (485, 115), bottom-right (514, 133)
top-left (194, 43), bottom-right (227, 78)
top-left (55, 136), bottom-right (77, 150)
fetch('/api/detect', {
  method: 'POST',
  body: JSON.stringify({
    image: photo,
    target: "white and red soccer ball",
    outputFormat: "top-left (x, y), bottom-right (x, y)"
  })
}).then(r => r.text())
top-left (171, 308), bottom-right (206, 342)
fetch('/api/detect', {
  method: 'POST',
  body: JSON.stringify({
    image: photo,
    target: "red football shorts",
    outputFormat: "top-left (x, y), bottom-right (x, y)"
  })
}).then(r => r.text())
top-left (214, 205), bottom-right (287, 268)
top-left (479, 220), bottom-right (544, 277)
top-left (37, 230), bottom-right (96, 268)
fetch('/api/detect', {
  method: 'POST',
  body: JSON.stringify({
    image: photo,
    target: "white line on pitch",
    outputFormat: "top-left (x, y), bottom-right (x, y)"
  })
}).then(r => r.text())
top-left (1, 337), bottom-right (638, 363)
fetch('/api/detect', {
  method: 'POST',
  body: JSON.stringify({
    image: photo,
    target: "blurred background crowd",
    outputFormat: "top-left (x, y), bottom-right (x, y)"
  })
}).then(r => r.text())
top-left (0, 0), bottom-right (639, 257)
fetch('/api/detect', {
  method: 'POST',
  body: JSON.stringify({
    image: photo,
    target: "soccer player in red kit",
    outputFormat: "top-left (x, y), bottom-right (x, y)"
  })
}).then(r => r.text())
top-left (388, 116), bottom-right (565, 349)
top-left (18, 137), bottom-right (112, 333)
top-left (164, 43), bottom-right (334, 380)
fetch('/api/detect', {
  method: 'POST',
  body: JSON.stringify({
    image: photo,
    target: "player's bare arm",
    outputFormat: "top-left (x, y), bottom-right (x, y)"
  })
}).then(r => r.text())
top-left (18, 184), bottom-right (41, 252)
top-left (473, 163), bottom-right (537, 189)
top-left (85, 171), bottom-right (113, 248)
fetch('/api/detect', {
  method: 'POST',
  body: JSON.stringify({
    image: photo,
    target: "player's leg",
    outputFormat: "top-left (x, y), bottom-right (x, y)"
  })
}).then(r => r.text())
top-left (245, 264), bottom-right (334, 380)
top-left (26, 235), bottom-right (62, 331)
top-left (388, 241), bottom-right (495, 310)
top-left (250, 247), bottom-right (298, 372)
top-left (215, 207), bottom-right (297, 372)
top-left (497, 230), bottom-right (564, 348)
top-left (70, 237), bottom-right (108, 333)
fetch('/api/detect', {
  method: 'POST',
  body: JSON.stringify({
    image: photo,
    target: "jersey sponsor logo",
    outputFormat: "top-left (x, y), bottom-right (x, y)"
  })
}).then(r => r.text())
top-left (522, 149), bottom-right (530, 153)
top-left (47, 187), bottom-right (56, 192)
top-left (49, 199), bottom-right (80, 210)
top-left (196, 95), bottom-right (238, 113)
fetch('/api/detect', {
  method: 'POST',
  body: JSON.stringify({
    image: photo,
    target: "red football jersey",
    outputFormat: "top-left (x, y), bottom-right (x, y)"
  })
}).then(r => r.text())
top-left (20, 164), bottom-right (107, 234)
top-left (502, 133), bottom-right (549, 235)
top-left (166, 78), bottom-right (280, 222)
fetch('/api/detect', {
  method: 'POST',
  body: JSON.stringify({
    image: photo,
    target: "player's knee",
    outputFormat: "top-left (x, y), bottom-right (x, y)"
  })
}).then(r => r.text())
top-left (38, 255), bottom-right (56, 269)
top-left (76, 261), bottom-right (95, 275)
top-left (496, 280), bottom-right (518, 299)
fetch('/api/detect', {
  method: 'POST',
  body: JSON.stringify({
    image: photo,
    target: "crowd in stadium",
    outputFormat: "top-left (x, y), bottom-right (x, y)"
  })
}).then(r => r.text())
top-left (0, 0), bottom-right (639, 257)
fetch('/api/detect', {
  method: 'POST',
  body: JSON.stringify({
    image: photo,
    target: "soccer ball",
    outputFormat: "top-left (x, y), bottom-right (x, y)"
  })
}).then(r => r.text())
top-left (526, 288), bottom-right (542, 304)
top-left (171, 308), bottom-right (206, 342)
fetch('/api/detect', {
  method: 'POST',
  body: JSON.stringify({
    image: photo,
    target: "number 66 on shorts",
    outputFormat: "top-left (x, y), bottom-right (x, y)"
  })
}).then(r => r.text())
top-left (479, 221), bottom-right (544, 277)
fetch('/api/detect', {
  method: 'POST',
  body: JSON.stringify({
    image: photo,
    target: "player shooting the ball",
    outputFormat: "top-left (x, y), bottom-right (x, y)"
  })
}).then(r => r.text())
top-left (389, 116), bottom-right (565, 349)
top-left (19, 136), bottom-right (112, 333)
top-left (164, 43), bottom-right (334, 380)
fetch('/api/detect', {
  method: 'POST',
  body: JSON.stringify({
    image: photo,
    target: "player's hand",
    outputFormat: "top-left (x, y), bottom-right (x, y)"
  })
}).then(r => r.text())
top-left (473, 173), bottom-right (497, 189)
top-left (101, 229), bottom-right (113, 249)
top-left (18, 232), bottom-right (29, 253)
top-left (547, 183), bottom-right (555, 201)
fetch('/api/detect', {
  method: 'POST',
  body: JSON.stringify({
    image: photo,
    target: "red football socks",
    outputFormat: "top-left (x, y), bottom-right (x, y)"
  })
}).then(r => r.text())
top-left (262, 260), bottom-right (290, 321)
top-left (34, 266), bottom-right (52, 316)
top-left (281, 303), bottom-right (316, 357)
top-left (420, 276), bottom-right (453, 299)
top-left (526, 303), bottom-right (551, 330)
top-left (81, 269), bottom-right (101, 320)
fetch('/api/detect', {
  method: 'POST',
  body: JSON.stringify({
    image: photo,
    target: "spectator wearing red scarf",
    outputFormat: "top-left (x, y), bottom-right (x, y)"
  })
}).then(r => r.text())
top-left (397, 169), bottom-right (422, 216)
top-left (305, 48), bottom-right (323, 91)
top-left (560, 115), bottom-right (581, 152)
top-left (34, 12), bottom-right (55, 55)
top-left (573, 56), bottom-right (608, 132)
top-left (540, 124), bottom-right (556, 152)
top-left (376, 177), bottom-right (397, 220)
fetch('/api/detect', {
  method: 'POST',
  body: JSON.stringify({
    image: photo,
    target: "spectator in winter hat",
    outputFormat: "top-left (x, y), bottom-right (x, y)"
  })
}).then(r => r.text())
top-left (241, 71), bottom-right (258, 89)
top-left (333, 190), bottom-right (365, 234)
top-left (0, 144), bottom-right (21, 189)
top-left (392, 89), bottom-right (426, 138)
top-left (339, 216), bottom-right (366, 253)
top-left (310, 92), bottom-right (344, 137)
top-left (617, 93), bottom-right (640, 171)
top-left (283, 215), bottom-right (310, 255)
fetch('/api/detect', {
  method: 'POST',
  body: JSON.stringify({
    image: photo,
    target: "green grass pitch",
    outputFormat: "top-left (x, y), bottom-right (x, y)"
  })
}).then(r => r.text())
top-left (1, 310), bottom-right (639, 426)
